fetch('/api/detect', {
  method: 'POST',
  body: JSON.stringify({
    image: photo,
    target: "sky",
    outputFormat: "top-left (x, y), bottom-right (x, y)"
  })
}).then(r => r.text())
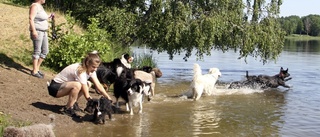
top-left (280, 0), bottom-right (320, 17)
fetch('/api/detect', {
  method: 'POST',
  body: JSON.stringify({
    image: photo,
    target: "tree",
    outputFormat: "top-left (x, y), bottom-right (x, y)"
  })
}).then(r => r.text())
top-left (46, 0), bottom-right (285, 64)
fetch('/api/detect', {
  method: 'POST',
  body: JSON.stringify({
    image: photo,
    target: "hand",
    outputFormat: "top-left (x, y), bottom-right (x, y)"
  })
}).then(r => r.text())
top-left (31, 31), bottom-right (38, 39)
top-left (49, 13), bottom-right (55, 19)
top-left (86, 96), bottom-right (92, 101)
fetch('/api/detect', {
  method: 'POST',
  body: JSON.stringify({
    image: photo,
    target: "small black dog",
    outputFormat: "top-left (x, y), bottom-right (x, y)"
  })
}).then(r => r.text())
top-left (229, 67), bottom-right (292, 89)
top-left (84, 97), bottom-right (113, 124)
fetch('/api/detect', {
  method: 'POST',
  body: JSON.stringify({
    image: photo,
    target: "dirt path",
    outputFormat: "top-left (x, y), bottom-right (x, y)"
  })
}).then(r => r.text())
top-left (0, 60), bottom-right (114, 136)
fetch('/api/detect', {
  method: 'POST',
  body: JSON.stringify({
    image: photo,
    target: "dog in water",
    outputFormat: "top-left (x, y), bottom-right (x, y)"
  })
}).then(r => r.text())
top-left (228, 67), bottom-right (292, 89)
top-left (191, 63), bottom-right (221, 101)
top-left (95, 53), bottom-right (133, 92)
top-left (84, 97), bottom-right (113, 124)
top-left (127, 79), bottom-right (152, 115)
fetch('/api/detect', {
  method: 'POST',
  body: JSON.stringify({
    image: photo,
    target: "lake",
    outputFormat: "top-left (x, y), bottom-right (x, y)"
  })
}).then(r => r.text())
top-left (66, 40), bottom-right (320, 137)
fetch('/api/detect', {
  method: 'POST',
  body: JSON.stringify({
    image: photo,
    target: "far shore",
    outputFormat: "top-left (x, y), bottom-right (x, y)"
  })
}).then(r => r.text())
top-left (285, 34), bottom-right (320, 41)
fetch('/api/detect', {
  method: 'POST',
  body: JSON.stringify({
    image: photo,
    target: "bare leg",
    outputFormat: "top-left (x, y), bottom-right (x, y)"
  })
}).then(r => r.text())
top-left (32, 58), bottom-right (44, 74)
top-left (56, 82), bottom-right (82, 108)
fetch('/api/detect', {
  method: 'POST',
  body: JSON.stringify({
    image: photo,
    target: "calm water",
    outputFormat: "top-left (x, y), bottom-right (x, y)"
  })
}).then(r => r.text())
top-left (62, 40), bottom-right (320, 137)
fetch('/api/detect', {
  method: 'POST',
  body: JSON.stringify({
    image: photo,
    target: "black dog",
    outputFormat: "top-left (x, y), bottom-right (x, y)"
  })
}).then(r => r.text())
top-left (96, 65), bottom-right (116, 91)
top-left (229, 67), bottom-right (292, 89)
top-left (94, 53), bottom-right (133, 93)
top-left (84, 97), bottom-right (113, 124)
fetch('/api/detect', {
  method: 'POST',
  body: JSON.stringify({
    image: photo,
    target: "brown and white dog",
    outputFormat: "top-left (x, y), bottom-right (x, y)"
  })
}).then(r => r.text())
top-left (134, 67), bottom-right (162, 98)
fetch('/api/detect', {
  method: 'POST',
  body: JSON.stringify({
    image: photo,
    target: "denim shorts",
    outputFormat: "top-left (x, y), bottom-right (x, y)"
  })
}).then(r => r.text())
top-left (47, 80), bottom-right (61, 97)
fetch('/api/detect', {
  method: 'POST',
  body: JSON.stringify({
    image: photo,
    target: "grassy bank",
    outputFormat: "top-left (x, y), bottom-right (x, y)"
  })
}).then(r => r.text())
top-left (285, 34), bottom-right (320, 41)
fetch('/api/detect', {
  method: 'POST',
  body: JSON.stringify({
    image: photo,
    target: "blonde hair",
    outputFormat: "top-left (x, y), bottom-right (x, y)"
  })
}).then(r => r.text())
top-left (77, 51), bottom-right (101, 74)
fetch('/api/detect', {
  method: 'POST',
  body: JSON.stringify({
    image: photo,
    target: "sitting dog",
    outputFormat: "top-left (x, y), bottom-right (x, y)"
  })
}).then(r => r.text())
top-left (127, 79), bottom-right (152, 115)
top-left (3, 114), bottom-right (55, 137)
top-left (84, 97), bottom-right (113, 124)
top-left (228, 67), bottom-right (292, 89)
top-left (191, 63), bottom-right (222, 101)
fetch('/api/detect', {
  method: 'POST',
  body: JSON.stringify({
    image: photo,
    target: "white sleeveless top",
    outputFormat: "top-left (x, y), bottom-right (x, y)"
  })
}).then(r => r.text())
top-left (32, 3), bottom-right (48, 31)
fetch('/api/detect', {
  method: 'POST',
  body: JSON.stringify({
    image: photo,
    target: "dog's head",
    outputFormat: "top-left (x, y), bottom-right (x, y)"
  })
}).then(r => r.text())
top-left (279, 67), bottom-right (290, 78)
top-left (84, 98), bottom-right (99, 114)
top-left (127, 79), bottom-right (151, 96)
top-left (208, 68), bottom-right (222, 79)
top-left (123, 53), bottom-right (134, 63)
top-left (152, 68), bottom-right (163, 78)
top-left (141, 66), bottom-right (153, 73)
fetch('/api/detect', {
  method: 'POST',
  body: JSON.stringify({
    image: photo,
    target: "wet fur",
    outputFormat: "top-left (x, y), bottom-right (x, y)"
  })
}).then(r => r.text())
top-left (84, 97), bottom-right (113, 124)
top-left (127, 79), bottom-right (152, 115)
top-left (191, 63), bottom-right (221, 101)
top-left (228, 67), bottom-right (292, 89)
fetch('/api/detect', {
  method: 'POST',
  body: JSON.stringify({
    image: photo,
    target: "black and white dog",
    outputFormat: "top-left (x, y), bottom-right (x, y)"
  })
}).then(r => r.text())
top-left (127, 79), bottom-right (151, 115)
top-left (228, 67), bottom-right (292, 89)
top-left (95, 53), bottom-right (134, 92)
top-left (84, 97), bottom-right (113, 124)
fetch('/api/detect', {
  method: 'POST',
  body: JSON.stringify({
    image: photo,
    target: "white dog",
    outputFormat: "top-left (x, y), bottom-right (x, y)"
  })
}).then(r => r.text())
top-left (191, 63), bottom-right (221, 101)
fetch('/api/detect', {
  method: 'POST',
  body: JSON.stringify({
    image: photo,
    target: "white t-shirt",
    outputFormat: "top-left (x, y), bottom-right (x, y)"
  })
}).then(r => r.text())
top-left (53, 63), bottom-right (97, 84)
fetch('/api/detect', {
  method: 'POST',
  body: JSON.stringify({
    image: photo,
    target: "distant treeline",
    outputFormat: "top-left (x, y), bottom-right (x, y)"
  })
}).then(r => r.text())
top-left (278, 15), bottom-right (320, 36)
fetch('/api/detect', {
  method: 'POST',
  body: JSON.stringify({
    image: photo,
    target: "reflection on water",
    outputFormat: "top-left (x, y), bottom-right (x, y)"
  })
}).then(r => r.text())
top-left (284, 39), bottom-right (320, 53)
top-left (57, 40), bottom-right (320, 137)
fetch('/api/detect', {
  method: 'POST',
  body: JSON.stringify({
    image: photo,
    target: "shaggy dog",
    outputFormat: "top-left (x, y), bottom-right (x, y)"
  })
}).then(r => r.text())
top-left (134, 67), bottom-right (162, 98)
top-left (127, 79), bottom-right (152, 115)
top-left (191, 63), bottom-right (221, 101)
top-left (228, 67), bottom-right (292, 89)
top-left (3, 114), bottom-right (55, 137)
top-left (84, 97), bottom-right (113, 124)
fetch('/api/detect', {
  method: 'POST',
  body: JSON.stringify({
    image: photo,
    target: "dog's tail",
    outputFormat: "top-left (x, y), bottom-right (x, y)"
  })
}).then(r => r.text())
top-left (193, 63), bottom-right (202, 79)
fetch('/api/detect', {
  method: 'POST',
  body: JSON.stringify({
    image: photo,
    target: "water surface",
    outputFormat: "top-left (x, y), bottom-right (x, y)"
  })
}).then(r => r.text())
top-left (60, 40), bottom-right (320, 137)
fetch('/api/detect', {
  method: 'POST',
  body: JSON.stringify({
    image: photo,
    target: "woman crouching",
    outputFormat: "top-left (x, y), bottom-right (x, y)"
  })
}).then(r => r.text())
top-left (47, 51), bottom-right (112, 118)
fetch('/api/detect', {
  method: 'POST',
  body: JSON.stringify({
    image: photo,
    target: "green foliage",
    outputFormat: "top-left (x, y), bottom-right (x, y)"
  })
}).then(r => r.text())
top-left (45, 15), bottom-right (125, 71)
top-left (11, 0), bottom-right (290, 64)
top-left (0, 113), bottom-right (10, 136)
top-left (132, 53), bottom-right (158, 69)
top-left (279, 15), bottom-right (320, 36)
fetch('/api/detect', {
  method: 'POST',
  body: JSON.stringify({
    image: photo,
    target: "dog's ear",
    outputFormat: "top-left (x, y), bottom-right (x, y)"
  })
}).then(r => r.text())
top-left (280, 67), bottom-right (284, 71)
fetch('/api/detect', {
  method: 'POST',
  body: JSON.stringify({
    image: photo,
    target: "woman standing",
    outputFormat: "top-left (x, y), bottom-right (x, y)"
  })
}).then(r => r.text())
top-left (47, 51), bottom-right (113, 118)
top-left (29, 0), bottom-right (52, 78)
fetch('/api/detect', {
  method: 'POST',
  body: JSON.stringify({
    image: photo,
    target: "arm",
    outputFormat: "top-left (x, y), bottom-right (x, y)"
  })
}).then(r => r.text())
top-left (29, 4), bottom-right (38, 39)
top-left (90, 76), bottom-right (113, 100)
top-left (80, 83), bottom-right (92, 100)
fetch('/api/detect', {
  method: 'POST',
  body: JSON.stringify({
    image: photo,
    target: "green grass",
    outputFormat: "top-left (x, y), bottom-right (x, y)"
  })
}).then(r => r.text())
top-left (0, 112), bottom-right (33, 136)
top-left (285, 34), bottom-right (320, 41)
top-left (0, 112), bottom-right (10, 136)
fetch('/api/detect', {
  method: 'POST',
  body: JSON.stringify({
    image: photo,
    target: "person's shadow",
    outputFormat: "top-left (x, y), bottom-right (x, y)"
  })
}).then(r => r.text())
top-left (0, 53), bottom-right (32, 75)
top-left (31, 101), bottom-right (96, 123)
